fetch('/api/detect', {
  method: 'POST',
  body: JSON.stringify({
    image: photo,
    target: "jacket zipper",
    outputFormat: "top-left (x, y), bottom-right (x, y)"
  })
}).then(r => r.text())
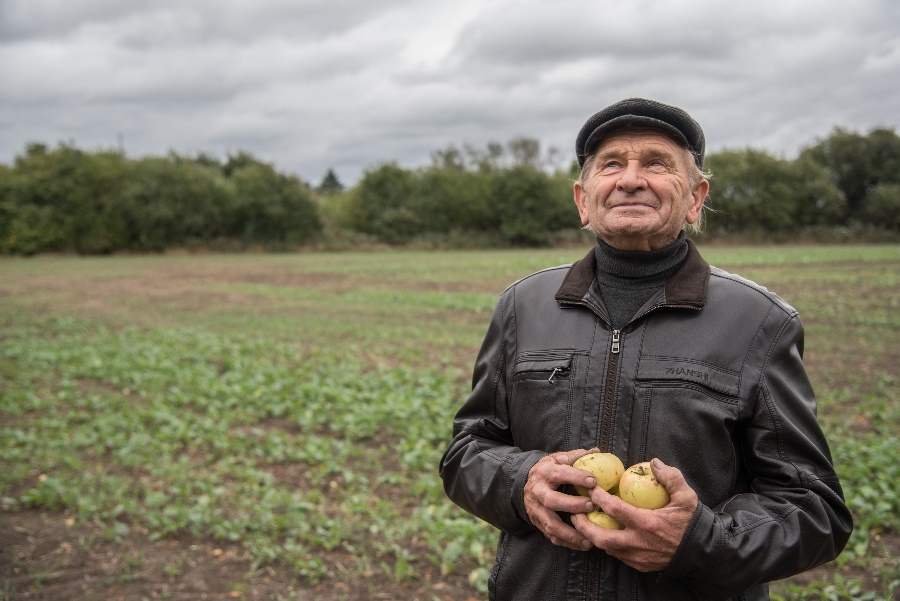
top-left (598, 329), bottom-right (621, 451)
top-left (563, 297), bottom-right (699, 601)
top-left (585, 328), bottom-right (621, 601)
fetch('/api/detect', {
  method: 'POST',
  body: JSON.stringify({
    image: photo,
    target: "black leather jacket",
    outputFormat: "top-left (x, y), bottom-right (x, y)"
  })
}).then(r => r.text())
top-left (440, 241), bottom-right (852, 601)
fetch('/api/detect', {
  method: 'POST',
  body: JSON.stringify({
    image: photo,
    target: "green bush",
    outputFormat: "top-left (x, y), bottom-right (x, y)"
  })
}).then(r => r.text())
top-left (343, 159), bottom-right (578, 247)
top-left (705, 149), bottom-right (844, 235)
top-left (123, 155), bottom-right (232, 250)
top-left (492, 167), bottom-right (576, 245)
top-left (859, 183), bottom-right (900, 231)
top-left (227, 161), bottom-right (322, 245)
top-left (801, 127), bottom-right (900, 225)
top-left (343, 163), bottom-right (419, 244)
top-left (0, 145), bottom-right (324, 254)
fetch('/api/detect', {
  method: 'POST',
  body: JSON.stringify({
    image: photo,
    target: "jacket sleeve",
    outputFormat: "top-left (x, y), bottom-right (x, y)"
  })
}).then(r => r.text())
top-left (439, 293), bottom-right (547, 534)
top-left (664, 312), bottom-right (853, 599)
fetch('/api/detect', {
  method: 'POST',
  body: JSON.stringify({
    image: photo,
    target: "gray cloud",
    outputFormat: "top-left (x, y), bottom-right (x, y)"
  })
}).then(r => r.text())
top-left (1, 0), bottom-right (898, 185)
top-left (0, 0), bottom-right (412, 43)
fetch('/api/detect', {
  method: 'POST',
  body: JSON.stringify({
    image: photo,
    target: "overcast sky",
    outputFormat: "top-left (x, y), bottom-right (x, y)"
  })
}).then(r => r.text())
top-left (2, 0), bottom-right (899, 186)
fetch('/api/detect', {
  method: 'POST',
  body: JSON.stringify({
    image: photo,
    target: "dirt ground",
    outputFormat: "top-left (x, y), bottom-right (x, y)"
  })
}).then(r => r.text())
top-left (4, 507), bottom-right (898, 600)
top-left (0, 509), bottom-right (479, 600)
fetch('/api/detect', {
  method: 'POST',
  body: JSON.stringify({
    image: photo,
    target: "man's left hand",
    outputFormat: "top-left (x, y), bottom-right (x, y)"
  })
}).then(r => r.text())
top-left (571, 458), bottom-right (698, 572)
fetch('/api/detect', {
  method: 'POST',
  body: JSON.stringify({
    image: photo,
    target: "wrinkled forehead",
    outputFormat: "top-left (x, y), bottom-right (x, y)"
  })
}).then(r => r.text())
top-left (591, 127), bottom-right (690, 159)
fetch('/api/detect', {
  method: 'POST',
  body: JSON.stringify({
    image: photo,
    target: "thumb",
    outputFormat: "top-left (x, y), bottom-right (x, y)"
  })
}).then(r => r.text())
top-left (650, 458), bottom-right (696, 504)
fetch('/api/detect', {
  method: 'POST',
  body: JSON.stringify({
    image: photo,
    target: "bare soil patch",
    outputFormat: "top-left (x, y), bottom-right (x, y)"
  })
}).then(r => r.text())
top-left (0, 509), bottom-right (479, 601)
top-left (4, 507), bottom-right (894, 600)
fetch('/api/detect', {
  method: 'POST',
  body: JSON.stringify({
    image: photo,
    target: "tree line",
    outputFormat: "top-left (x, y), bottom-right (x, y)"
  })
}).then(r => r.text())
top-left (0, 145), bottom-right (321, 255)
top-left (1, 127), bottom-right (898, 255)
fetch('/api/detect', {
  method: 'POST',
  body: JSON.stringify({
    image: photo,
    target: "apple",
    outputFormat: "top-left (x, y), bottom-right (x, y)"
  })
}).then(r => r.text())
top-left (585, 507), bottom-right (624, 530)
top-left (572, 452), bottom-right (624, 497)
top-left (618, 461), bottom-right (670, 509)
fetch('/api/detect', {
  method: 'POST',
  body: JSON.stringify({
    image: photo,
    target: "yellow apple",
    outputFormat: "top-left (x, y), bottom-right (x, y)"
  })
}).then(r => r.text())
top-left (618, 461), bottom-right (670, 509)
top-left (585, 507), bottom-right (624, 530)
top-left (572, 452), bottom-right (625, 497)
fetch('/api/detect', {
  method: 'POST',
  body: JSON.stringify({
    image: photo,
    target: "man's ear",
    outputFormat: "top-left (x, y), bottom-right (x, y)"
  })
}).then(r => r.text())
top-left (685, 179), bottom-right (709, 225)
top-left (573, 180), bottom-right (591, 226)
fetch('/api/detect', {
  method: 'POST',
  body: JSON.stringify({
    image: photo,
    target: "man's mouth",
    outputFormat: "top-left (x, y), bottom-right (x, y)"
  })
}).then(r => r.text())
top-left (611, 201), bottom-right (653, 209)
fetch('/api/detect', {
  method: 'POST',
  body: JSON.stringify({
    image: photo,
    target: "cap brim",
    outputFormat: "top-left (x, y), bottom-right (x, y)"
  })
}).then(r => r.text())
top-left (582, 115), bottom-right (692, 159)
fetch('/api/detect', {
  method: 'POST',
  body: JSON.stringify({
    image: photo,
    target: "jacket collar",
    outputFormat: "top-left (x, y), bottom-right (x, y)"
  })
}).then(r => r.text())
top-left (555, 238), bottom-right (710, 309)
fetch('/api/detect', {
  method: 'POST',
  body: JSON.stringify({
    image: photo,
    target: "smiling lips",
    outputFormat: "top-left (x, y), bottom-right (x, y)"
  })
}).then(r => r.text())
top-left (609, 199), bottom-right (658, 210)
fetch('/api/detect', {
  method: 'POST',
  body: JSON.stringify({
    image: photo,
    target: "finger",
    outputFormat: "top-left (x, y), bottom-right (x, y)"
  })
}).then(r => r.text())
top-left (589, 485), bottom-right (644, 528)
top-left (536, 460), bottom-right (599, 491)
top-left (525, 465), bottom-right (596, 517)
top-left (551, 447), bottom-right (595, 466)
top-left (535, 509), bottom-right (593, 551)
top-left (542, 489), bottom-right (596, 515)
top-left (571, 513), bottom-right (626, 549)
top-left (550, 525), bottom-right (594, 551)
top-left (574, 510), bottom-right (666, 571)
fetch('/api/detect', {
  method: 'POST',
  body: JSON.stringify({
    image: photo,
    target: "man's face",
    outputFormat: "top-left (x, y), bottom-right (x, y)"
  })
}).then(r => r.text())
top-left (573, 129), bottom-right (709, 251)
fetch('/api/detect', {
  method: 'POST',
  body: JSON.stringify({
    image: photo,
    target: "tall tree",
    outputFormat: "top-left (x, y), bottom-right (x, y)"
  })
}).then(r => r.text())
top-left (507, 137), bottom-right (542, 170)
top-left (801, 127), bottom-right (900, 223)
top-left (316, 168), bottom-right (344, 194)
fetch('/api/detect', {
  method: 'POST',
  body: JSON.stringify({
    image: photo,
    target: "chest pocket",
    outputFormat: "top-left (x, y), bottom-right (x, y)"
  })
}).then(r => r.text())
top-left (632, 357), bottom-right (742, 507)
top-left (509, 349), bottom-right (576, 452)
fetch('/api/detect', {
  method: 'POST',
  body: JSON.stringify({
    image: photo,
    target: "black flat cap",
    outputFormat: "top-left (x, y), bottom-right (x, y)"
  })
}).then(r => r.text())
top-left (576, 98), bottom-right (705, 168)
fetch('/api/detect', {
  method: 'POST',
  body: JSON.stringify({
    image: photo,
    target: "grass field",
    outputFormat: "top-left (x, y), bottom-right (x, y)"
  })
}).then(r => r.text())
top-left (1, 244), bottom-right (898, 600)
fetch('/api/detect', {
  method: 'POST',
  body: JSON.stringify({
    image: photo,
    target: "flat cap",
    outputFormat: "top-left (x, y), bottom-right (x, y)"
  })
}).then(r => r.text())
top-left (576, 98), bottom-right (705, 168)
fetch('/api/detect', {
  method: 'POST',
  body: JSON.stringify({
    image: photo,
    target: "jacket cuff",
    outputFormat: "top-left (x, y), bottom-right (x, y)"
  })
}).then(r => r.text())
top-left (511, 451), bottom-right (549, 529)
top-left (664, 501), bottom-right (722, 581)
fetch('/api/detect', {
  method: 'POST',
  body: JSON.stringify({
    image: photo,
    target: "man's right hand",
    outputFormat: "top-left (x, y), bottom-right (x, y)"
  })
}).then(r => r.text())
top-left (524, 449), bottom-right (599, 551)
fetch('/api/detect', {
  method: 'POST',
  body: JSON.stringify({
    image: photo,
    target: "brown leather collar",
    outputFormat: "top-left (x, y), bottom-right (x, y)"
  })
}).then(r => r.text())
top-left (555, 238), bottom-right (710, 308)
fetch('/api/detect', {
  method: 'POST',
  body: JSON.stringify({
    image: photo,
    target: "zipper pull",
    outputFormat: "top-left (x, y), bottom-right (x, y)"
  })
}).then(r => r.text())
top-left (548, 367), bottom-right (561, 384)
top-left (611, 330), bottom-right (621, 354)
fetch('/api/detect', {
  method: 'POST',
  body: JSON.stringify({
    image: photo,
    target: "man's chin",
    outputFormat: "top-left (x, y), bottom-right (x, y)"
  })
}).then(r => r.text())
top-left (603, 215), bottom-right (657, 235)
top-left (594, 219), bottom-right (676, 250)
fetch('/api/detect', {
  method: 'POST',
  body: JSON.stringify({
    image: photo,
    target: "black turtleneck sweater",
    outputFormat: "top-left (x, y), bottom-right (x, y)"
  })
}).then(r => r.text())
top-left (594, 231), bottom-right (689, 329)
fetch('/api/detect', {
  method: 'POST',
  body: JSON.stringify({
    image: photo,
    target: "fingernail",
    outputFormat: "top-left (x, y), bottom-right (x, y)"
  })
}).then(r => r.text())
top-left (585, 477), bottom-right (596, 488)
top-left (581, 539), bottom-right (591, 550)
top-left (584, 500), bottom-right (594, 511)
top-left (651, 458), bottom-right (665, 469)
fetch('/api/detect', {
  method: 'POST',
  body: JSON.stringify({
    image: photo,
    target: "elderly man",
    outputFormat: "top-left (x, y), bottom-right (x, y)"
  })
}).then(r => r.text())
top-left (439, 98), bottom-right (852, 601)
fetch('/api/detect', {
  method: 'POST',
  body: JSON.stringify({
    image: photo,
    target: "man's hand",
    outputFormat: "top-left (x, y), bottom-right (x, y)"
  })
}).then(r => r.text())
top-left (571, 458), bottom-right (698, 571)
top-left (524, 449), bottom-right (600, 551)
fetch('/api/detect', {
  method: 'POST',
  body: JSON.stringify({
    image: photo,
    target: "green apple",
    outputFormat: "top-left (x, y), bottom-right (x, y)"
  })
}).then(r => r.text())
top-left (618, 461), bottom-right (670, 509)
top-left (572, 452), bottom-right (625, 497)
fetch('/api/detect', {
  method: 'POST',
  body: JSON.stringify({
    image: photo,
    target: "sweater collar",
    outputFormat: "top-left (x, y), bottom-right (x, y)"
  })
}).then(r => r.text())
top-left (594, 231), bottom-right (689, 283)
top-left (555, 237), bottom-right (710, 308)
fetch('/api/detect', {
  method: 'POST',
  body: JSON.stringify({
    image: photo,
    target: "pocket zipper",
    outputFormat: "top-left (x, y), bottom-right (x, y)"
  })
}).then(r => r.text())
top-left (548, 366), bottom-right (569, 384)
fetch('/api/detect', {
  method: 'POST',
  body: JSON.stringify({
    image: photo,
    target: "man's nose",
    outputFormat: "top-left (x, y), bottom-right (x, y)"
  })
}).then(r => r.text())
top-left (616, 161), bottom-right (646, 192)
